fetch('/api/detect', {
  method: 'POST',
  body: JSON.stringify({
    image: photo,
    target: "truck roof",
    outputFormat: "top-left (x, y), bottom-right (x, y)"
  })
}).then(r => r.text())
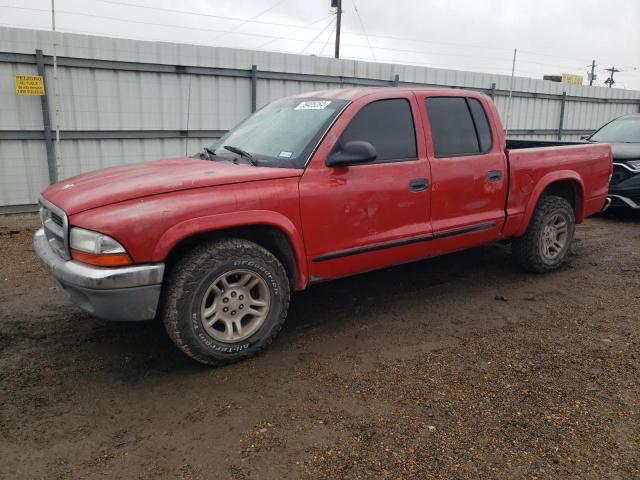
top-left (295, 86), bottom-right (489, 101)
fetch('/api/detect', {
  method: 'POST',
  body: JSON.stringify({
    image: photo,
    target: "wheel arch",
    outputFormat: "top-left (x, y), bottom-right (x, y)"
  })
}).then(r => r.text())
top-left (516, 171), bottom-right (585, 237)
top-left (153, 211), bottom-right (308, 291)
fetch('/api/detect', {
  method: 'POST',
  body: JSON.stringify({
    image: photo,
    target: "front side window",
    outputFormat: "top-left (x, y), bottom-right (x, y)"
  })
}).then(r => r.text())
top-left (210, 97), bottom-right (348, 168)
top-left (339, 98), bottom-right (417, 162)
top-left (425, 97), bottom-right (492, 157)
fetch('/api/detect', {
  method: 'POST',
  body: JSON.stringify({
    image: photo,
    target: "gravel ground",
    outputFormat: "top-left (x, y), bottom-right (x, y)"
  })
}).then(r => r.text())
top-left (0, 211), bottom-right (638, 479)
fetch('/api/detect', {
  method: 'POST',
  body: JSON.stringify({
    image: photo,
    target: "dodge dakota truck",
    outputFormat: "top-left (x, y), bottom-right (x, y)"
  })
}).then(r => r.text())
top-left (34, 87), bottom-right (612, 365)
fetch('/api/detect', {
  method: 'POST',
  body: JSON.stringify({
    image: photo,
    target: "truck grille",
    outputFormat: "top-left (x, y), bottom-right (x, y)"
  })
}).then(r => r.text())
top-left (39, 198), bottom-right (70, 260)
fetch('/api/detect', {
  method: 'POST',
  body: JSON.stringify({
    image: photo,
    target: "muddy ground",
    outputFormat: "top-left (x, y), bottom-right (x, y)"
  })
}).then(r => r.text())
top-left (0, 212), bottom-right (638, 479)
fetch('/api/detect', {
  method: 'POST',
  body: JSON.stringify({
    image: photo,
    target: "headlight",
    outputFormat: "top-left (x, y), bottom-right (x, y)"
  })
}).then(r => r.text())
top-left (627, 160), bottom-right (640, 171)
top-left (70, 227), bottom-right (132, 266)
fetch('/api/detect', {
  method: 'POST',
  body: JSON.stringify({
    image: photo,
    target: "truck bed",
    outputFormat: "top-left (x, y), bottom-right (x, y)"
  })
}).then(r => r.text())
top-left (506, 139), bottom-right (586, 149)
top-left (503, 142), bottom-right (612, 237)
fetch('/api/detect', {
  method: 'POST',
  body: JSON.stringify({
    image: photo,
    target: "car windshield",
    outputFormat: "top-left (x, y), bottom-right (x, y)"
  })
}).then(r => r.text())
top-left (589, 116), bottom-right (640, 143)
top-left (210, 97), bottom-right (348, 168)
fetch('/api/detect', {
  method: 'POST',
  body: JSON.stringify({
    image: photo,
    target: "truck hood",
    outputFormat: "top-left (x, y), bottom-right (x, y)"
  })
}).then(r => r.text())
top-left (42, 157), bottom-right (303, 215)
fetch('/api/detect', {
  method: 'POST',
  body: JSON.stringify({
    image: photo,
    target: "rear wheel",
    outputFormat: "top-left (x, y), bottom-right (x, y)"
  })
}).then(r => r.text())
top-left (512, 195), bottom-right (575, 273)
top-left (161, 238), bottom-right (290, 365)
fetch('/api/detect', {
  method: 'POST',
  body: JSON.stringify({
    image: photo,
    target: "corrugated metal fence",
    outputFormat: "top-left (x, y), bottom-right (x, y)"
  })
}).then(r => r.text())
top-left (2, 26), bottom-right (640, 210)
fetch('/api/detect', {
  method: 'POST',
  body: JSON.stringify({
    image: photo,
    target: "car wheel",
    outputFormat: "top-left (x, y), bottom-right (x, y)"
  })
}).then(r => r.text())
top-left (161, 238), bottom-right (290, 365)
top-left (512, 195), bottom-right (575, 273)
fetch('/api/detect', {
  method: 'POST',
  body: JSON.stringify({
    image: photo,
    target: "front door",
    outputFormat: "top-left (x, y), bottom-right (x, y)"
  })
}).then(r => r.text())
top-left (299, 93), bottom-right (432, 281)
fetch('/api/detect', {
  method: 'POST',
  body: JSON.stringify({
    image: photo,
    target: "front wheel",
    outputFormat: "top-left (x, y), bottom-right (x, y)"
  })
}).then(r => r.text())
top-left (161, 238), bottom-right (290, 365)
top-left (512, 195), bottom-right (575, 273)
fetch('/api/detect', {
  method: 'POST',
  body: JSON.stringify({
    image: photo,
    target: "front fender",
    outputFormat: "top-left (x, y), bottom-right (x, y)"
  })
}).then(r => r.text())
top-left (151, 210), bottom-right (309, 289)
top-left (515, 170), bottom-right (585, 237)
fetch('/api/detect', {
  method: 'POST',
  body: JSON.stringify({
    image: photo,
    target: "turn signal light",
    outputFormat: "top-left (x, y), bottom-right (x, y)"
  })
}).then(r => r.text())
top-left (71, 249), bottom-right (133, 267)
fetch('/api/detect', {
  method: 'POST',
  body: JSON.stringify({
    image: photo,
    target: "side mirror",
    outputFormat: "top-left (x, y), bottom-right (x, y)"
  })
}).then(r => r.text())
top-left (326, 141), bottom-right (377, 167)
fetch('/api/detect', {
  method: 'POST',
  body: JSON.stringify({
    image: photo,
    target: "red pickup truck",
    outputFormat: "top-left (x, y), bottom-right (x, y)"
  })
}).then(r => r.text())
top-left (34, 87), bottom-right (612, 365)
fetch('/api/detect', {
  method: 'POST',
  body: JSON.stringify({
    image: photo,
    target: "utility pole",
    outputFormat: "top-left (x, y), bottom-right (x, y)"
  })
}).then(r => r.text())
top-left (505, 48), bottom-right (517, 137)
top-left (589, 60), bottom-right (596, 86)
top-left (332, 0), bottom-right (342, 59)
top-left (604, 66), bottom-right (620, 88)
top-left (51, 0), bottom-right (61, 179)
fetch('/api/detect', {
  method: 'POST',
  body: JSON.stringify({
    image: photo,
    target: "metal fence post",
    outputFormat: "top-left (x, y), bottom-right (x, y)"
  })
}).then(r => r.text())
top-left (251, 65), bottom-right (257, 112)
top-left (490, 82), bottom-right (496, 100)
top-left (558, 91), bottom-right (566, 140)
top-left (35, 49), bottom-right (57, 184)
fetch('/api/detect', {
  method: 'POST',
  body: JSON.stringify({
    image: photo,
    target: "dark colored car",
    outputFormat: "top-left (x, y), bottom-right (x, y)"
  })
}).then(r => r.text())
top-left (587, 114), bottom-right (640, 210)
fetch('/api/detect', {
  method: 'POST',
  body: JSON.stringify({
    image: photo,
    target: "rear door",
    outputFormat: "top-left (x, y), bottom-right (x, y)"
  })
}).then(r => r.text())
top-left (419, 94), bottom-right (507, 249)
top-left (299, 93), bottom-right (432, 280)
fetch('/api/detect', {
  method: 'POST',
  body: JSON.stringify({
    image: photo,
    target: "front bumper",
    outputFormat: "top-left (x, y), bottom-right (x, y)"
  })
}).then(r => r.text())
top-left (33, 228), bottom-right (165, 321)
top-left (608, 163), bottom-right (640, 209)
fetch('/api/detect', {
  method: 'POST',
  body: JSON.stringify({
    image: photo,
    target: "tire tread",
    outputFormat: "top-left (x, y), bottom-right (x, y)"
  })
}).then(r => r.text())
top-left (512, 195), bottom-right (575, 274)
top-left (161, 238), bottom-right (290, 366)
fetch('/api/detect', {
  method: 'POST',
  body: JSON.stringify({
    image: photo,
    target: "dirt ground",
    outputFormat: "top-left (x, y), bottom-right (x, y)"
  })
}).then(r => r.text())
top-left (0, 211), bottom-right (638, 479)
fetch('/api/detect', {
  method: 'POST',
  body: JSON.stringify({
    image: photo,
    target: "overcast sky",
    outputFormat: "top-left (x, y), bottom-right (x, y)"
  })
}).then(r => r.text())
top-left (2, 0), bottom-right (640, 89)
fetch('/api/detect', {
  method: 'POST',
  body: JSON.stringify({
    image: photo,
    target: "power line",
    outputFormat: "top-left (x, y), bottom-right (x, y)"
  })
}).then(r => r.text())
top-left (2, 4), bottom-right (520, 65)
top-left (1, 4), bottom-right (637, 87)
top-left (300, 16), bottom-right (335, 54)
top-left (518, 49), bottom-right (591, 64)
top-left (2, 0), bottom-right (613, 68)
top-left (351, 0), bottom-right (375, 61)
top-left (85, 0), bottom-right (519, 55)
top-left (210, 0), bottom-right (287, 42)
top-left (0, 4), bottom-right (521, 65)
top-left (94, 0), bottom-right (323, 31)
top-left (0, 18), bottom-right (625, 82)
top-left (257, 14), bottom-right (333, 49)
top-left (319, 19), bottom-right (336, 57)
top-left (43, 0), bottom-right (640, 71)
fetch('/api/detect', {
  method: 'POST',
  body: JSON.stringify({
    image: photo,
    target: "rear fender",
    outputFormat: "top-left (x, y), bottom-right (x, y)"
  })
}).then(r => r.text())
top-left (515, 171), bottom-right (585, 237)
top-left (152, 210), bottom-right (308, 290)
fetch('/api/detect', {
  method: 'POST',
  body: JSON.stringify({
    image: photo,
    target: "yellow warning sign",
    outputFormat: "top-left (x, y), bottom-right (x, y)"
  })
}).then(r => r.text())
top-left (561, 73), bottom-right (584, 85)
top-left (15, 75), bottom-right (45, 95)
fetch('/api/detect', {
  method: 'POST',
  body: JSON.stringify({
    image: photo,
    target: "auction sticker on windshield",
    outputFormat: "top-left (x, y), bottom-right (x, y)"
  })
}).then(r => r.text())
top-left (295, 100), bottom-right (331, 110)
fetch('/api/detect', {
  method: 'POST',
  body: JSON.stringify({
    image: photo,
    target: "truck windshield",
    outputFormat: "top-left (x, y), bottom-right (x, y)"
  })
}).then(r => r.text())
top-left (210, 97), bottom-right (348, 168)
top-left (589, 116), bottom-right (640, 143)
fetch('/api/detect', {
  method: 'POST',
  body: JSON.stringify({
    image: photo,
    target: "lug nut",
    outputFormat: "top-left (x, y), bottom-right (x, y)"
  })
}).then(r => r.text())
top-left (223, 307), bottom-right (229, 312)
top-left (231, 292), bottom-right (237, 298)
top-left (239, 295), bottom-right (244, 300)
top-left (231, 310), bottom-right (236, 315)
top-left (223, 297), bottom-right (229, 303)
top-left (239, 304), bottom-right (244, 310)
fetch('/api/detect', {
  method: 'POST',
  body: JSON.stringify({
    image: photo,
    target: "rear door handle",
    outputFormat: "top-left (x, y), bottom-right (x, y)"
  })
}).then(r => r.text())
top-left (409, 178), bottom-right (429, 192)
top-left (486, 170), bottom-right (502, 182)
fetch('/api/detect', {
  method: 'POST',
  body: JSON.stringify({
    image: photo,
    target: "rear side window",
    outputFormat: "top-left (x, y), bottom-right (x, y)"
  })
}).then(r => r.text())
top-left (340, 98), bottom-right (417, 162)
top-left (425, 97), bottom-right (492, 157)
top-left (468, 98), bottom-right (492, 152)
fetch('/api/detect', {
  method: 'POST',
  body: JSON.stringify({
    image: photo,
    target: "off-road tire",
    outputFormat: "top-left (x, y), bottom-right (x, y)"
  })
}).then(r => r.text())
top-left (161, 238), bottom-right (290, 366)
top-left (512, 195), bottom-right (575, 273)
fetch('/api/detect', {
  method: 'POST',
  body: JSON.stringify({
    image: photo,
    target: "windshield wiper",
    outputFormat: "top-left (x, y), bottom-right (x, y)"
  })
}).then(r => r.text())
top-left (223, 145), bottom-right (257, 166)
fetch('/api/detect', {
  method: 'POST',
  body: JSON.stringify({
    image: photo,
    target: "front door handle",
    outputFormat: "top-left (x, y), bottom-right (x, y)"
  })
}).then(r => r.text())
top-left (409, 178), bottom-right (429, 192)
top-left (486, 170), bottom-right (502, 182)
